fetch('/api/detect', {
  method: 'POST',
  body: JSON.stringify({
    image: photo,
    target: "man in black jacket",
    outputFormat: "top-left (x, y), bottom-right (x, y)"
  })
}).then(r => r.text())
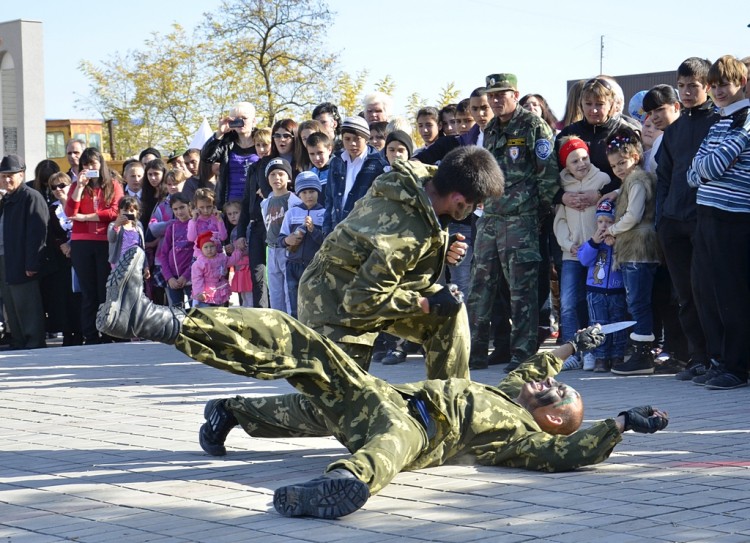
top-left (0, 154), bottom-right (49, 349)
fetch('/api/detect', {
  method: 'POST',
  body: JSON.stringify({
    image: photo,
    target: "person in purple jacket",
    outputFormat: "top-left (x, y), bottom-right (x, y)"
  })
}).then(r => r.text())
top-left (156, 193), bottom-right (194, 308)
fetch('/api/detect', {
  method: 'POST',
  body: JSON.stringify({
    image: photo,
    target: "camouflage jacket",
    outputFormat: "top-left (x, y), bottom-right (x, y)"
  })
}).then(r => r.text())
top-left (397, 352), bottom-right (622, 472)
top-left (298, 160), bottom-right (447, 344)
top-left (483, 104), bottom-right (559, 217)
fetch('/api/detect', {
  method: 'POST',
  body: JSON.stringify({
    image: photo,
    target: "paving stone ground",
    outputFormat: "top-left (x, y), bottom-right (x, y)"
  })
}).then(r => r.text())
top-left (2, 340), bottom-right (750, 542)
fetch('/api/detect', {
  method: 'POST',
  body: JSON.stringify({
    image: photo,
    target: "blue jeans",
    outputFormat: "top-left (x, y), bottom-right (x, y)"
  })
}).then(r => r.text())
top-left (166, 285), bottom-right (191, 309)
top-left (267, 246), bottom-right (290, 313)
top-left (286, 260), bottom-right (309, 319)
top-left (620, 262), bottom-right (657, 337)
top-left (560, 260), bottom-right (588, 342)
top-left (587, 290), bottom-right (628, 359)
top-left (447, 222), bottom-right (474, 298)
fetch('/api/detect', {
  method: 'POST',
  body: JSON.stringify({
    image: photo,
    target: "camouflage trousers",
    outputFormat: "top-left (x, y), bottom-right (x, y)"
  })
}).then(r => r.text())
top-left (175, 307), bottom-right (429, 494)
top-left (325, 306), bottom-right (471, 381)
top-left (467, 214), bottom-right (540, 364)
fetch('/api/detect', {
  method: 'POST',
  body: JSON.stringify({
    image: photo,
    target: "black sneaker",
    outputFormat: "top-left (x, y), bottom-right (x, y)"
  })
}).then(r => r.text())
top-left (675, 361), bottom-right (708, 381)
top-left (382, 349), bottom-right (407, 365)
top-left (704, 371), bottom-right (748, 390)
top-left (692, 361), bottom-right (723, 386)
top-left (487, 348), bottom-right (510, 366)
top-left (370, 350), bottom-right (387, 364)
top-left (469, 360), bottom-right (488, 370)
top-left (653, 357), bottom-right (686, 375)
top-left (199, 399), bottom-right (238, 456)
top-left (273, 469), bottom-right (369, 518)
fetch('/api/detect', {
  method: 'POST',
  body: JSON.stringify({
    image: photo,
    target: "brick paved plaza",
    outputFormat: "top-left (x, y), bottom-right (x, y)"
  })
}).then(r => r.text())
top-left (3, 341), bottom-right (750, 542)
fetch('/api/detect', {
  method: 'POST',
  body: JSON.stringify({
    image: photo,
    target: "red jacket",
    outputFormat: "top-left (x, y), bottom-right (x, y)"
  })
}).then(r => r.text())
top-left (64, 182), bottom-right (123, 241)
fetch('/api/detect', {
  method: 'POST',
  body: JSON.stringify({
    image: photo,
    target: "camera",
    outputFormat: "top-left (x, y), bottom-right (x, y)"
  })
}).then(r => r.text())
top-left (125, 213), bottom-right (136, 221)
top-left (85, 170), bottom-right (99, 178)
top-left (228, 118), bottom-right (244, 128)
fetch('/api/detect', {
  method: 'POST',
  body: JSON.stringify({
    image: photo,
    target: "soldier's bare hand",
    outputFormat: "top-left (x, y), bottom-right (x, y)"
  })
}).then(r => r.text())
top-left (446, 233), bottom-right (467, 265)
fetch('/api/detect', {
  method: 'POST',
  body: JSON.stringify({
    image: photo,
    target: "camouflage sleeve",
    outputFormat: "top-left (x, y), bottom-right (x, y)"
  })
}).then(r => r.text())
top-left (475, 419), bottom-right (623, 472)
top-left (497, 352), bottom-right (562, 398)
top-left (532, 121), bottom-right (560, 208)
top-left (341, 219), bottom-right (430, 319)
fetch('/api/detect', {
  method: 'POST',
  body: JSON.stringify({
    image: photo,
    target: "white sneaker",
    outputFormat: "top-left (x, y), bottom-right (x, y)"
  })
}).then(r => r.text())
top-left (583, 352), bottom-right (596, 371)
top-left (561, 354), bottom-right (582, 371)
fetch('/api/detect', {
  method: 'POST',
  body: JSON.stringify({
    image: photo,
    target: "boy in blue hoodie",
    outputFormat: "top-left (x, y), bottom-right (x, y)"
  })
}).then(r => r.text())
top-left (577, 200), bottom-right (627, 373)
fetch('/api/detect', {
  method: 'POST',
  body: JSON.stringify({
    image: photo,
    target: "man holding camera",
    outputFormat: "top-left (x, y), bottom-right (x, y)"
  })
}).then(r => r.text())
top-left (0, 154), bottom-right (50, 350)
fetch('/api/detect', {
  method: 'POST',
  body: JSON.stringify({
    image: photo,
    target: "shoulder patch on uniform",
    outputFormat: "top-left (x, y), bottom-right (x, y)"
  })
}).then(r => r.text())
top-left (535, 139), bottom-right (552, 160)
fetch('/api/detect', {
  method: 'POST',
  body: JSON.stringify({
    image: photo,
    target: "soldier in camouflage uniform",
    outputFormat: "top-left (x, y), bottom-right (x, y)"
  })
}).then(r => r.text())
top-left (297, 146), bottom-right (504, 380)
top-left (95, 250), bottom-right (669, 519)
top-left (468, 73), bottom-right (559, 371)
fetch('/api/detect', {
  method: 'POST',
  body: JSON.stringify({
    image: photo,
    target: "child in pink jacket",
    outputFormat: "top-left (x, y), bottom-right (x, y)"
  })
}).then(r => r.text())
top-left (191, 231), bottom-right (230, 307)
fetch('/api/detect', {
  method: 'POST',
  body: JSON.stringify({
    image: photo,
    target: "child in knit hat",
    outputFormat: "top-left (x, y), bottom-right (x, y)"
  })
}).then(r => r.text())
top-left (261, 157), bottom-right (301, 313)
top-left (278, 171), bottom-right (325, 318)
top-left (384, 130), bottom-right (414, 172)
top-left (191, 230), bottom-right (230, 307)
top-left (576, 200), bottom-right (627, 373)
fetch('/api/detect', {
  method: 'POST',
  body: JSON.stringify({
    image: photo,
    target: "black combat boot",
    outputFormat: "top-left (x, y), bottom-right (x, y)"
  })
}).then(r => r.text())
top-left (273, 468), bottom-right (369, 518)
top-left (96, 247), bottom-right (183, 343)
top-left (611, 340), bottom-right (654, 375)
top-left (199, 399), bottom-right (238, 456)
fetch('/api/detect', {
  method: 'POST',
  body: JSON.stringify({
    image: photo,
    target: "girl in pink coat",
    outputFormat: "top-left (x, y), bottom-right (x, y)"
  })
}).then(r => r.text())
top-left (191, 231), bottom-right (230, 307)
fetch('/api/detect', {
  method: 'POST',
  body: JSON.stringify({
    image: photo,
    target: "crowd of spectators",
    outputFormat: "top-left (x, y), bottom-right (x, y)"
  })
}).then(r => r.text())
top-left (1, 53), bottom-right (749, 390)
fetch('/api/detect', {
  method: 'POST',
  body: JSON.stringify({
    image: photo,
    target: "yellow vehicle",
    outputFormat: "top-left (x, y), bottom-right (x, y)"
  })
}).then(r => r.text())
top-left (46, 119), bottom-right (123, 172)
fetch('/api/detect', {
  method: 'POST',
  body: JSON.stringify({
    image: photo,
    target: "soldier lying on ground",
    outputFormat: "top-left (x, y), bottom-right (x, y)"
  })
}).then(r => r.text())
top-left (96, 247), bottom-right (669, 520)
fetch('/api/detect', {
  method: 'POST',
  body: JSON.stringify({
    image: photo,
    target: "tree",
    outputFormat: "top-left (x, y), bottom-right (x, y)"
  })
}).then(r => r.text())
top-left (436, 82), bottom-right (461, 108)
top-left (205, 0), bottom-right (338, 124)
top-left (404, 92), bottom-right (428, 146)
top-left (78, 24), bottom-right (253, 158)
top-left (334, 70), bottom-right (369, 118)
top-left (374, 75), bottom-right (396, 96)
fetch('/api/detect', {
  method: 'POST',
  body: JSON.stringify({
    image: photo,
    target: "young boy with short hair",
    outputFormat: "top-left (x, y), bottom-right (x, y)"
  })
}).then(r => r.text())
top-left (368, 121), bottom-right (388, 152)
top-left (439, 104), bottom-right (458, 136)
top-left (655, 57), bottom-right (719, 381)
top-left (253, 127), bottom-right (272, 158)
top-left (305, 131), bottom-right (333, 207)
top-left (278, 171), bottom-right (326, 318)
top-left (261, 158), bottom-right (302, 313)
top-left (686, 55), bottom-right (750, 390)
top-left (415, 107), bottom-right (440, 151)
top-left (124, 161), bottom-right (145, 200)
top-left (455, 98), bottom-right (475, 136)
top-left (467, 88), bottom-right (494, 147)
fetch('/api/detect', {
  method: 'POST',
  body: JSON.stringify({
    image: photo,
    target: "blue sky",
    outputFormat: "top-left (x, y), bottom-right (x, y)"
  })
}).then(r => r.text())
top-left (4, 0), bottom-right (749, 127)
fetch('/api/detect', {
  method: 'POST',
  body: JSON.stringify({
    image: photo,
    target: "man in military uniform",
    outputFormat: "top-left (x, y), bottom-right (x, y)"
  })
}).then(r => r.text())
top-left (297, 146), bottom-right (504, 380)
top-left (95, 248), bottom-right (669, 519)
top-left (468, 73), bottom-right (559, 371)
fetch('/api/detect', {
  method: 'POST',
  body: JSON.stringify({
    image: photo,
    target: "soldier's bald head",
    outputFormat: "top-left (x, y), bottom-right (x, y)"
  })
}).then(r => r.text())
top-left (517, 379), bottom-right (584, 435)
